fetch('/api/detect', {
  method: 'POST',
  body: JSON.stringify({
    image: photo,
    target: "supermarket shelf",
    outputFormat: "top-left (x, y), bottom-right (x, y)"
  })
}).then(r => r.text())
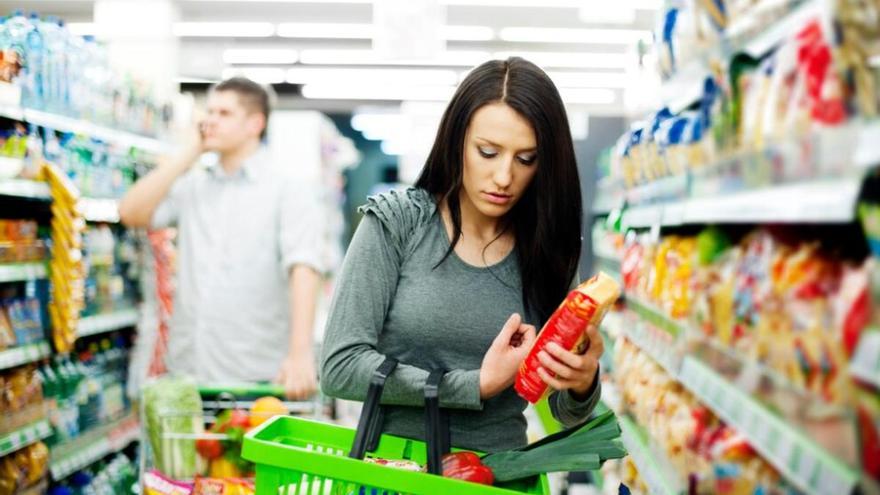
top-left (0, 262), bottom-right (48, 283)
top-left (850, 331), bottom-right (880, 390)
top-left (0, 420), bottom-right (51, 457)
top-left (619, 416), bottom-right (682, 495)
top-left (679, 357), bottom-right (859, 495)
top-left (0, 104), bottom-right (167, 155)
top-left (660, 0), bottom-right (830, 112)
top-left (622, 177), bottom-right (862, 228)
top-left (0, 342), bottom-right (51, 371)
top-left (49, 411), bottom-right (140, 481)
top-left (0, 179), bottom-right (50, 200)
top-left (79, 197), bottom-right (120, 223)
top-left (77, 308), bottom-right (139, 339)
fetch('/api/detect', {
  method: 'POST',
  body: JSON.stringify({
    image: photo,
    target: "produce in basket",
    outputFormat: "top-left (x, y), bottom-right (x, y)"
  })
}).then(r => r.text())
top-left (515, 272), bottom-right (621, 403)
top-left (249, 396), bottom-right (287, 427)
top-left (480, 409), bottom-right (627, 482)
top-left (442, 452), bottom-right (494, 485)
top-left (143, 377), bottom-right (204, 480)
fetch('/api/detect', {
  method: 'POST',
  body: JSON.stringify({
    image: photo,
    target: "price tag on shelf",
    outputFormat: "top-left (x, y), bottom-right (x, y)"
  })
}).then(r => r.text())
top-left (816, 465), bottom-right (848, 495)
top-left (753, 417), bottom-right (772, 445)
top-left (795, 452), bottom-right (818, 490)
top-left (775, 435), bottom-right (795, 467)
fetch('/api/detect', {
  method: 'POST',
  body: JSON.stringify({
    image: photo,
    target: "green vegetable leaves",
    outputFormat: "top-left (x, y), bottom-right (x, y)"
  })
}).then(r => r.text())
top-left (481, 410), bottom-right (627, 482)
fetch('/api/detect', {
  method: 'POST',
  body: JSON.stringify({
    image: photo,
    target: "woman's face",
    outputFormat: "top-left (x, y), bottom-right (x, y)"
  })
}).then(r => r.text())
top-left (460, 102), bottom-right (539, 221)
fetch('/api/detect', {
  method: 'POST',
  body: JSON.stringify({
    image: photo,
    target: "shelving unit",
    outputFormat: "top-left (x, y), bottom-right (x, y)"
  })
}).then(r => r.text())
top-left (0, 104), bottom-right (167, 155)
top-left (0, 420), bottom-right (52, 458)
top-left (619, 416), bottom-right (683, 495)
top-left (0, 342), bottom-right (51, 372)
top-left (49, 411), bottom-right (140, 481)
top-left (0, 262), bottom-right (48, 284)
top-left (0, 179), bottom-right (51, 201)
top-left (77, 308), bottom-right (139, 339)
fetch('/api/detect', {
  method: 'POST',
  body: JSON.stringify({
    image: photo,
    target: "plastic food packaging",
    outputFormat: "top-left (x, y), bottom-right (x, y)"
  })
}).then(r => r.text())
top-left (515, 272), bottom-right (621, 403)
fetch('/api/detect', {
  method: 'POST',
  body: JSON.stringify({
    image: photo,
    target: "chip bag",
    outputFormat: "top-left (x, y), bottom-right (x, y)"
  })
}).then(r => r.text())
top-left (515, 272), bottom-right (621, 403)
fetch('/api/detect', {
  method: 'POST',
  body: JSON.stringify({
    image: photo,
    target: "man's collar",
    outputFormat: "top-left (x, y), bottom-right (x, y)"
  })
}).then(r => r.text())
top-left (206, 146), bottom-right (267, 181)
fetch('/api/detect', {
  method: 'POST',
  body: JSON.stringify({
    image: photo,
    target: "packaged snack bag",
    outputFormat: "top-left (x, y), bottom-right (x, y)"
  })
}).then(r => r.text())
top-left (515, 272), bottom-right (621, 403)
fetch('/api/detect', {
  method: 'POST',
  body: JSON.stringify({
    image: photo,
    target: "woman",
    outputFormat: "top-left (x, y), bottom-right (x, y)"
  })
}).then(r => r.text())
top-left (320, 57), bottom-right (604, 453)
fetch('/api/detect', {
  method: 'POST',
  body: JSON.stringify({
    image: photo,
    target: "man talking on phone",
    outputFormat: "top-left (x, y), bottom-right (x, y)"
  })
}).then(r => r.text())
top-left (119, 77), bottom-right (324, 400)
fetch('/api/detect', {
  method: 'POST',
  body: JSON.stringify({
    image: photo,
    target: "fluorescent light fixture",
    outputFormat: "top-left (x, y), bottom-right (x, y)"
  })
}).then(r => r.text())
top-left (442, 25), bottom-right (494, 41)
top-left (559, 88), bottom-right (616, 105)
top-left (493, 51), bottom-right (631, 69)
top-left (351, 113), bottom-right (406, 133)
top-left (68, 22), bottom-right (97, 36)
top-left (499, 27), bottom-right (651, 44)
top-left (224, 49), bottom-right (298, 64)
top-left (221, 67), bottom-right (286, 84)
top-left (546, 71), bottom-right (629, 88)
top-left (276, 23), bottom-right (374, 39)
top-left (302, 84), bottom-right (456, 101)
top-left (440, 0), bottom-right (659, 7)
top-left (299, 49), bottom-right (490, 66)
top-left (277, 23), bottom-right (493, 41)
top-left (173, 22), bottom-right (275, 37)
top-left (287, 67), bottom-right (458, 86)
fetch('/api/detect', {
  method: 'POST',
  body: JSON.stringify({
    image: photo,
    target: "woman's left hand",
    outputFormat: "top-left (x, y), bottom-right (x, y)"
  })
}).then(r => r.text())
top-left (536, 324), bottom-right (604, 400)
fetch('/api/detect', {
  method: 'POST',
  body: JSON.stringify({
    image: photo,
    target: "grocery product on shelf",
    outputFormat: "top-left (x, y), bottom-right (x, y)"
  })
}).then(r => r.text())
top-left (0, 365), bottom-right (45, 436)
top-left (611, 338), bottom-right (795, 494)
top-left (49, 452), bottom-right (138, 495)
top-left (40, 162), bottom-right (85, 354)
top-left (82, 225), bottom-right (140, 317)
top-left (0, 296), bottom-right (45, 349)
top-left (0, 219), bottom-right (46, 264)
top-left (0, 441), bottom-right (49, 494)
top-left (0, 11), bottom-right (171, 137)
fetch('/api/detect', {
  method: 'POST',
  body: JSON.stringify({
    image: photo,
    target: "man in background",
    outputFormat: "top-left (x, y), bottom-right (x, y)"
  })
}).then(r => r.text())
top-left (119, 77), bottom-right (324, 399)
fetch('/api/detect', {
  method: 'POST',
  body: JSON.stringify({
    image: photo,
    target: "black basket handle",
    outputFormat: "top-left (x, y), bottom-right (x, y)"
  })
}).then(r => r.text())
top-left (348, 358), bottom-right (452, 476)
top-left (349, 357), bottom-right (398, 459)
top-left (424, 369), bottom-right (450, 475)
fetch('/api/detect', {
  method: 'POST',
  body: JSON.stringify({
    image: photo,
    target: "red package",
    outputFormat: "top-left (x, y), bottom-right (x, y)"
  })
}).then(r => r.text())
top-left (515, 272), bottom-right (621, 403)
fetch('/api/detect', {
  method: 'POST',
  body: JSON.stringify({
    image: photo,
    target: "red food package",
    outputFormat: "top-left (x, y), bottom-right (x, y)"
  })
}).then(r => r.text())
top-left (193, 477), bottom-right (255, 495)
top-left (515, 272), bottom-right (621, 403)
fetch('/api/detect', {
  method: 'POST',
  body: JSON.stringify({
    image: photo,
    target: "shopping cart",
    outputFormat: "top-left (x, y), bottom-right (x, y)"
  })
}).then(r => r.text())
top-left (139, 381), bottom-right (328, 489)
top-left (242, 359), bottom-right (551, 495)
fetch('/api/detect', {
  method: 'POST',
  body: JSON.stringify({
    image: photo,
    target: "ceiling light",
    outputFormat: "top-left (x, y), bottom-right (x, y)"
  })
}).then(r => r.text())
top-left (287, 67), bottom-right (458, 86)
top-left (224, 49), bottom-right (299, 64)
top-left (276, 23), bottom-right (374, 39)
top-left (221, 67), bottom-right (286, 84)
top-left (559, 88), bottom-right (617, 105)
top-left (499, 27), bottom-right (651, 44)
top-left (440, 0), bottom-right (659, 7)
top-left (381, 139), bottom-right (407, 156)
top-left (301, 84), bottom-right (456, 101)
top-left (442, 25), bottom-right (494, 41)
top-left (175, 76), bottom-right (219, 84)
top-left (546, 71), bottom-right (629, 88)
top-left (299, 49), bottom-right (490, 66)
top-left (493, 51), bottom-right (632, 69)
top-left (173, 22), bottom-right (275, 37)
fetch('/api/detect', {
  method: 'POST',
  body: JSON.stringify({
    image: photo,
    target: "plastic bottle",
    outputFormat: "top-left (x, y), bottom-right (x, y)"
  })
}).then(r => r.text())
top-left (5, 10), bottom-right (30, 87)
top-left (22, 13), bottom-right (43, 108)
top-left (39, 16), bottom-right (63, 112)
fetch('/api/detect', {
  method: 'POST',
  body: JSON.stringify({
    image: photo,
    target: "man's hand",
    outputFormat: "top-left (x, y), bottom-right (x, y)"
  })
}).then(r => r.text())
top-left (275, 351), bottom-right (318, 400)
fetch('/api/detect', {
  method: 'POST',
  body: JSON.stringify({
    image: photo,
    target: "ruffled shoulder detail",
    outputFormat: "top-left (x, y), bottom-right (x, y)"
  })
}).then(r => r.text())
top-left (358, 187), bottom-right (438, 259)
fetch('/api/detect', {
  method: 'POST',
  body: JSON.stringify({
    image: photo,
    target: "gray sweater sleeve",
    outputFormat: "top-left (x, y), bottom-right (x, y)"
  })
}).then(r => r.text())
top-left (320, 192), bottom-right (483, 410)
top-left (548, 373), bottom-right (602, 426)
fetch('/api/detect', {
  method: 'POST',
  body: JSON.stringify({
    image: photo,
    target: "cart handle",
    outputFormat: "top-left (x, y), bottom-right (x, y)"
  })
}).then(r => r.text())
top-left (197, 382), bottom-right (286, 398)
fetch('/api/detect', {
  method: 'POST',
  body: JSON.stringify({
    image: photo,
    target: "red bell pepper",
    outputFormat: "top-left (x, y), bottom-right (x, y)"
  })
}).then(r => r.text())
top-left (441, 452), bottom-right (495, 485)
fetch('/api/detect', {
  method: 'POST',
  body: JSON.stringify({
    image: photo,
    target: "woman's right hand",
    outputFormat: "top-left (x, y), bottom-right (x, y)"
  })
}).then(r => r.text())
top-left (479, 313), bottom-right (537, 399)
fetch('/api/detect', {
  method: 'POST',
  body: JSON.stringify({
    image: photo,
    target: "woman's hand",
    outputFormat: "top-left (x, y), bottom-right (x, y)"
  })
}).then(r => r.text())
top-left (479, 313), bottom-right (537, 399)
top-left (536, 324), bottom-right (603, 400)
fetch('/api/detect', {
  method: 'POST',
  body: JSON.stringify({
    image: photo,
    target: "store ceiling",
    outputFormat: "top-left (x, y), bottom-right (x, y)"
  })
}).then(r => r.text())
top-left (6, 0), bottom-right (659, 113)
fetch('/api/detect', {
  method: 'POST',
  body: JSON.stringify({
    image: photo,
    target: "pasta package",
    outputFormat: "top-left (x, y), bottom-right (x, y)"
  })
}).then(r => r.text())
top-left (515, 272), bottom-right (621, 404)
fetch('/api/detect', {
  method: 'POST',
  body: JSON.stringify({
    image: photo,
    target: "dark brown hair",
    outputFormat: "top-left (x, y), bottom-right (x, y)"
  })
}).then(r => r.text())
top-left (211, 77), bottom-right (274, 139)
top-left (415, 57), bottom-right (582, 324)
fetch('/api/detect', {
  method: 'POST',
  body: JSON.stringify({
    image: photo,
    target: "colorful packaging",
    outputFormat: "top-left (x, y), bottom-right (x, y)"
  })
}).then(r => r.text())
top-left (515, 272), bottom-right (621, 403)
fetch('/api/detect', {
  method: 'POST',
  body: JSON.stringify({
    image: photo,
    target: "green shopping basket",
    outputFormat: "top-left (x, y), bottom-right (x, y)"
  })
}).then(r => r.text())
top-left (243, 359), bottom-right (550, 495)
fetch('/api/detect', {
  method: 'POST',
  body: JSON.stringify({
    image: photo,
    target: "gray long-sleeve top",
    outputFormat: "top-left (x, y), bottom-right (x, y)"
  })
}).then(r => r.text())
top-left (320, 188), bottom-right (600, 453)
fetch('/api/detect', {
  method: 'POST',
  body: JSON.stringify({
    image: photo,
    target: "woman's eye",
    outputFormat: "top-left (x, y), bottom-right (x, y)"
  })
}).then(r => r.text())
top-left (517, 154), bottom-right (537, 165)
top-left (478, 147), bottom-right (498, 158)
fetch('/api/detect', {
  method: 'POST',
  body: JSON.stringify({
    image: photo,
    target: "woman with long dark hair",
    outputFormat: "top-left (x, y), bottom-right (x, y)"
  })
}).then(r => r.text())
top-left (320, 57), bottom-right (603, 452)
